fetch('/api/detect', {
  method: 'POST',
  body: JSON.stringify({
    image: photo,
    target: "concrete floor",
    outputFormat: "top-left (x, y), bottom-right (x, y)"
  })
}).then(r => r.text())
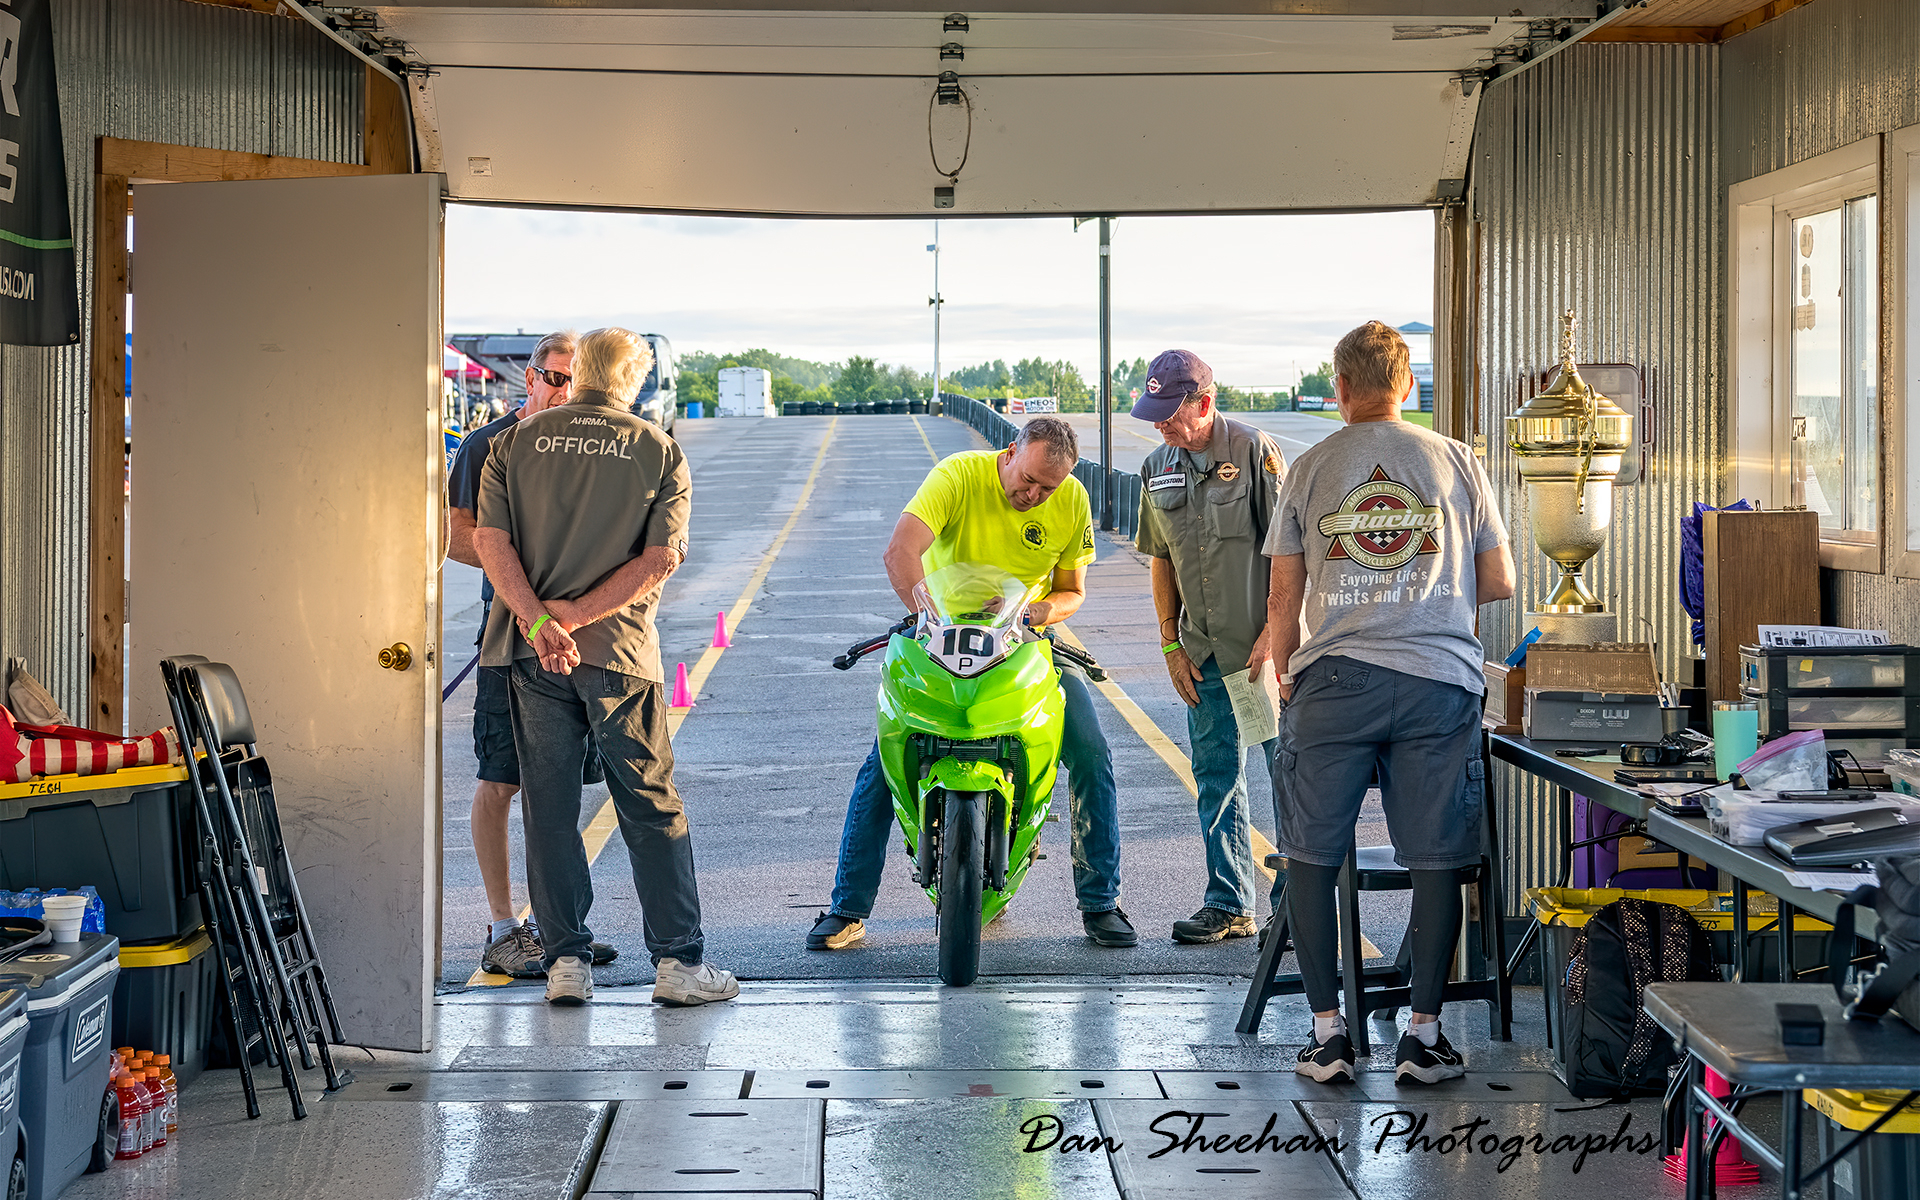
top-left (67, 413), bottom-right (1820, 1198)
top-left (66, 979), bottom-right (1763, 1200)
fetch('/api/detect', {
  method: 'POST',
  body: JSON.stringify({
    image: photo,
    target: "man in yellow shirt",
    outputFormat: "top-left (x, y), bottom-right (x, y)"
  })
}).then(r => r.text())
top-left (807, 416), bottom-right (1135, 950)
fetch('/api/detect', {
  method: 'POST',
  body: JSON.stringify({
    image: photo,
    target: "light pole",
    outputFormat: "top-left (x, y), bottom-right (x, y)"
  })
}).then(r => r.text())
top-left (927, 222), bottom-right (942, 407)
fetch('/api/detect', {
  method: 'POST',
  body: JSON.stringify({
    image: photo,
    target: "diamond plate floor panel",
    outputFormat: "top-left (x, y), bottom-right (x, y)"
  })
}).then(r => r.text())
top-left (587, 1099), bottom-right (825, 1196)
top-left (748, 1069), bottom-right (1164, 1099)
top-left (327, 1070), bottom-right (750, 1102)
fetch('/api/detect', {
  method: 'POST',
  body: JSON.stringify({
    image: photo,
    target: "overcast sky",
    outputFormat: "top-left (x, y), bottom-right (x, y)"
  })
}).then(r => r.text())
top-left (445, 206), bottom-right (1434, 389)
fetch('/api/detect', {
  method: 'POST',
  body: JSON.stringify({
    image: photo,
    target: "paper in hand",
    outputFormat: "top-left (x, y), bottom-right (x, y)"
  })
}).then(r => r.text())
top-left (1223, 667), bottom-right (1280, 749)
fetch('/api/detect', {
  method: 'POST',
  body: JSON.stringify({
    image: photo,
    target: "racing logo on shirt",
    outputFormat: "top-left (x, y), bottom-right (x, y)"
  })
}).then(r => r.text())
top-left (1317, 466), bottom-right (1444, 571)
top-left (1022, 521), bottom-right (1046, 549)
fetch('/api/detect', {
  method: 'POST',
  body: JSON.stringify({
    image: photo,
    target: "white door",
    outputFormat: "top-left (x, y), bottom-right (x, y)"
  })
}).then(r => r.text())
top-left (128, 173), bottom-right (444, 1052)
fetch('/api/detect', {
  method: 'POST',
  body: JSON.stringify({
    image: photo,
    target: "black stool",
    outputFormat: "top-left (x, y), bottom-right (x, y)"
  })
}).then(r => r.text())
top-left (1236, 830), bottom-right (1513, 1053)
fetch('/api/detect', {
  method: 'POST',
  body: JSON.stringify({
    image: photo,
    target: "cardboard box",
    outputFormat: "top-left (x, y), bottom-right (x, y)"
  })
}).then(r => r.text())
top-left (1517, 643), bottom-right (1665, 741)
top-left (1483, 661), bottom-right (1524, 732)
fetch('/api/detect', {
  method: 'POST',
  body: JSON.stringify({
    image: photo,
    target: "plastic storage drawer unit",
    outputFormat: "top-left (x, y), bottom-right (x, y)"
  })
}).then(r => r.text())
top-left (0, 935), bottom-right (120, 1200)
top-left (112, 929), bottom-right (214, 1088)
top-left (1, 987), bottom-right (27, 1200)
top-left (1810, 1089), bottom-right (1920, 1200)
top-left (0, 766), bottom-right (200, 945)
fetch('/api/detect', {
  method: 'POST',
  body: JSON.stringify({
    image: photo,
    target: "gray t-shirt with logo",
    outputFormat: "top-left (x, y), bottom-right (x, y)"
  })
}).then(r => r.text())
top-left (1263, 420), bottom-right (1507, 695)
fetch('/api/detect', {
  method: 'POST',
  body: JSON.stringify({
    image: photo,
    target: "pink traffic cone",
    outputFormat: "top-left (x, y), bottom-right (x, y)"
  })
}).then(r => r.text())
top-left (1663, 1066), bottom-right (1762, 1184)
top-left (712, 612), bottom-right (732, 649)
top-left (671, 662), bottom-right (694, 708)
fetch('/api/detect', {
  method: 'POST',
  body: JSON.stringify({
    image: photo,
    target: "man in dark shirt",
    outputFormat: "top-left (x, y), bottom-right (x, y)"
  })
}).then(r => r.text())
top-left (475, 326), bottom-right (737, 1008)
top-left (447, 330), bottom-right (613, 979)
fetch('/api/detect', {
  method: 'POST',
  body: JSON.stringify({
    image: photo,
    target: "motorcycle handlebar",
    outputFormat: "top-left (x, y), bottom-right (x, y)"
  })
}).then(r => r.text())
top-left (832, 616), bottom-right (918, 670)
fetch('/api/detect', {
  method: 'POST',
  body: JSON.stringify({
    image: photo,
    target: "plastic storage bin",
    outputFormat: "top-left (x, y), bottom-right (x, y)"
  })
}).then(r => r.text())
top-left (1809, 1089), bottom-right (1920, 1200)
top-left (2, 986), bottom-right (27, 1200)
top-left (1527, 887), bottom-right (1831, 1086)
top-left (0, 766), bottom-right (200, 945)
top-left (0, 933), bottom-right (120, 1200)
top-left (111, 929), bottom-right (214, 1088)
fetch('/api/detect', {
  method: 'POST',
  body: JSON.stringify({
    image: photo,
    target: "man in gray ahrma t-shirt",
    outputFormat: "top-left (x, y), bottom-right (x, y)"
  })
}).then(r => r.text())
top-left (1263, 320), bottom-right (1513, 1090)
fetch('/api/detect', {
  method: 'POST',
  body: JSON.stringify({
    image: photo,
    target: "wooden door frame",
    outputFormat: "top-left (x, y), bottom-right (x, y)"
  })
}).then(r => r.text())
top-left (88, 69), bottom-right (411, 730)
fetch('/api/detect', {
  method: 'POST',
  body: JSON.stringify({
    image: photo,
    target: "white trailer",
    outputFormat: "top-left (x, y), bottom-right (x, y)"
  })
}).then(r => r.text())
top-left (717, 366), bottom-right (776, 417)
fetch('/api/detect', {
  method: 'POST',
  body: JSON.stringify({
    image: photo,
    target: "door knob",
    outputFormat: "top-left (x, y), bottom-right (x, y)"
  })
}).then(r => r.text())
top-left (378, 643), bottom-right (413, 671)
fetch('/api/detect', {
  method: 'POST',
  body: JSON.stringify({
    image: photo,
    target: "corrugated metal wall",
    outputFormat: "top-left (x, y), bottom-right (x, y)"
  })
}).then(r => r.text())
top-left (1469, 44), bottom-right (1721, 909)
top-left (0, 0), bottom-right (363, 717)
top-left (1722, 0), bottom-right (1920, 640)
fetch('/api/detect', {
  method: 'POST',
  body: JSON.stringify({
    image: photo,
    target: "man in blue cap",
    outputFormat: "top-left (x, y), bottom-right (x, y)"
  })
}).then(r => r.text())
top-left (1132, 350), bottom-right (1290, 944)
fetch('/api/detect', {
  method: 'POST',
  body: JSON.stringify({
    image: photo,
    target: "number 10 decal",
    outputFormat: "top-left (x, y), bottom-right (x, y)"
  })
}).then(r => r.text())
top-left (941, 627), bottom-right (997, 657)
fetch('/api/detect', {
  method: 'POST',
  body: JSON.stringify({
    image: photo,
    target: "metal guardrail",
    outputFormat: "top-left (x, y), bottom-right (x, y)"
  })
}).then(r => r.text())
top-left (944, 397), bottom-right (1139, 540)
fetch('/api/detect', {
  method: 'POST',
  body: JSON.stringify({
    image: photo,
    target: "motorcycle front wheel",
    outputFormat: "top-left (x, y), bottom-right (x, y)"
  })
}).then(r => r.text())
top-left (936, 789), bottom-right (986, 986)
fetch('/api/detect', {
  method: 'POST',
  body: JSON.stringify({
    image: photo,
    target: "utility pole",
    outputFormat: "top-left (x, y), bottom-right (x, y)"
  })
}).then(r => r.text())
top-left (927, 222), bottom-right (942, 408)
top-left (1098, 217), bottom-right (1113, 529)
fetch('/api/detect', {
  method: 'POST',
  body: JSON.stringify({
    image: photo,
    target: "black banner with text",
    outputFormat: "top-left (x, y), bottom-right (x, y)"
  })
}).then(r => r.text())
top-left (0, 0), bottom-right (79, 346)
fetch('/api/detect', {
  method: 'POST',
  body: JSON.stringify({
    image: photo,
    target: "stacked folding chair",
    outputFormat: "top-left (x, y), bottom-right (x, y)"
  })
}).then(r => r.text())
top-left (160, 657), bottom-right (350, 1119)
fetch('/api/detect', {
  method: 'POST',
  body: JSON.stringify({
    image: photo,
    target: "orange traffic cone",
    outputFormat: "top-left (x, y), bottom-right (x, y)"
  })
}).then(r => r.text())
top-left (671, 662), bottom-right (694, 708)
top-left (712, 612), bottom-right (732, 649)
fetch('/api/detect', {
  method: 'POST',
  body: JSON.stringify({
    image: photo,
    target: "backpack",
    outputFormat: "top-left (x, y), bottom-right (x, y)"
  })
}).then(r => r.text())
top-left (1831, 854), bottom-right (1920, 1033)
top-left (1562, 897), bottom-right (1719, 1098)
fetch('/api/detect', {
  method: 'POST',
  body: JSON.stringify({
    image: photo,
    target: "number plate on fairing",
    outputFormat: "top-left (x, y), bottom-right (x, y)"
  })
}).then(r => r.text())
top-left (926, 624), bottom-right (1007, 677)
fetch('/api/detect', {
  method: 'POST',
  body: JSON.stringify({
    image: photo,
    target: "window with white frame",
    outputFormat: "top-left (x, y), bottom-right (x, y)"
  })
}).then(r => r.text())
top-left (1893, 124), bottom-right (1920, 578)
top-left (1730, 137), bottom-right (1883, 572)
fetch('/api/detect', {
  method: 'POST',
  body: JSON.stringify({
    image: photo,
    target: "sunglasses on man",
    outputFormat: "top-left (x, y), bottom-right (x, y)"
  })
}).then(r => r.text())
top-left (530, 367), bottom-right (572, 388)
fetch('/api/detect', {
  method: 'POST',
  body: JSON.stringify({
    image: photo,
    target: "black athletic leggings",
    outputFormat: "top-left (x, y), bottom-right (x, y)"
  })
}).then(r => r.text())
top-left (1286, 860), bottom-right (1463, 1017)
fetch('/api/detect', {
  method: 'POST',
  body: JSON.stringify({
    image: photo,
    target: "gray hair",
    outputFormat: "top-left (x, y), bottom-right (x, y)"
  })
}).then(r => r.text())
top-left (1014, 415), bottom-right (1079, 466)
top-left (530, 329), bottom-right (577, 372)
top-left (572, 327), bottom-right (655, 400)
top-left (1178, 383), bottom-right (1219, 410)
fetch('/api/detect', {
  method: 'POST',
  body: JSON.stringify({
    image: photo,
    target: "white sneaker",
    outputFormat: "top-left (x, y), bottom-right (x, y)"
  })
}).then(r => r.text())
top-left (652, 957), bottom-right (740, 1006)
top-left (545, 955), bottom-right (592, 1006)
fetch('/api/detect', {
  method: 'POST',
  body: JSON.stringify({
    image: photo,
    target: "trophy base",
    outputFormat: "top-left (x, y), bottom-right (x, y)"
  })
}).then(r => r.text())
top-left (1526, 610), bottom-right (1618, 645)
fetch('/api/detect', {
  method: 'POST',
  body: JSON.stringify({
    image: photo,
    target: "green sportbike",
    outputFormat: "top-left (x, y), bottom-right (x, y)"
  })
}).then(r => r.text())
top-left (833, 563), bottom-right (1106, 986)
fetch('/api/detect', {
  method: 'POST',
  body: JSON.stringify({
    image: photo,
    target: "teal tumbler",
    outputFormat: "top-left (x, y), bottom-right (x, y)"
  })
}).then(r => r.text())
top-left (1712, 700), bottom-right (1760, 781)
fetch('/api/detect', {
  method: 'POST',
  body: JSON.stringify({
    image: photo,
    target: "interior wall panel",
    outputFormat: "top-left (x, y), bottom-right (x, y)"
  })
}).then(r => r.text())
top-left (1722, 0), bottom-right (1920, 637)
top-left (1469, 43), bottom-right (1720, 911)
top-left (0, 0), bottom-right (363, 719)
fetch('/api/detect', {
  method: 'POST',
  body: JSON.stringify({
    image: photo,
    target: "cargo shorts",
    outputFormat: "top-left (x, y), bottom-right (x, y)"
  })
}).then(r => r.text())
top-left (1273, 654), bottom-right (1485, 871)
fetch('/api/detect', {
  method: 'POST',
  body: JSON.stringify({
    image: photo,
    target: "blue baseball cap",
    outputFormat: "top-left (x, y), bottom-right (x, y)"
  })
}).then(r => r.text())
top-left (1130, 349), bottom-right (1213, 421)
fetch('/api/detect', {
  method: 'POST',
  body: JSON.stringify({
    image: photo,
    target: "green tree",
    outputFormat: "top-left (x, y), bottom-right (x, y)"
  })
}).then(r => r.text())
top-left (680, 371), bottom-right (717, 412)
top-left (1298, 361), bottom-right (1334, 401)
top-left (835, 356), bottom-right (880, 404)
top-left (771, 376), bottom-right (805, 408)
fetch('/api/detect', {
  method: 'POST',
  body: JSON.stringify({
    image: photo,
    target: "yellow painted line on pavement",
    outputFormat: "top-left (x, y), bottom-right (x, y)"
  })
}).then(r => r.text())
top-left (909, 415), bottom-right (939, 463)
top-left (468, 418), bottom-right (841, 987)
top-left (1052, 622), bottom-right (1380, 957)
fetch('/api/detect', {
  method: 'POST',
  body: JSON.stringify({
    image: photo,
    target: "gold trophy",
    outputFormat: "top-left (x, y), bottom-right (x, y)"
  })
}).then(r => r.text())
top-left (1506, 310), bottom-right (1633, 640)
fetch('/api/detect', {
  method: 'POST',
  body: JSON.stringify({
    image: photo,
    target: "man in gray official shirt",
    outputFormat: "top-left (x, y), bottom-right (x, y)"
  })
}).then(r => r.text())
top-left (1131, 349), bottom-right (1288, 946)
top-left (1265, 320), bottom-right (1514, 1087)
top-left (475, 325), bottom-right (738, 1010)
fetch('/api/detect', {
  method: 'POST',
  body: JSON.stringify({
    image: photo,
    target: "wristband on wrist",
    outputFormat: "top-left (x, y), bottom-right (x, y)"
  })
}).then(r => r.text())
top-left (525, 613), bottom-right (552, 644)
top-left (1162, 641), bottom-right (1182, 655)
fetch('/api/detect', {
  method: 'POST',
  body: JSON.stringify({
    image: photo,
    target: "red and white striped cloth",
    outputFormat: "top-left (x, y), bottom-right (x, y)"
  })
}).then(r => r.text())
top-left (1, 704), bottom-right (181, 784)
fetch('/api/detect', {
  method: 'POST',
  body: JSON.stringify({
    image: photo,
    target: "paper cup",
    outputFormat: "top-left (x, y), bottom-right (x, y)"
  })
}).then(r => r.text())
top-left (40, 895), bottom-right (88, 919)
top-left (46, 917), bottom-right (83, 944)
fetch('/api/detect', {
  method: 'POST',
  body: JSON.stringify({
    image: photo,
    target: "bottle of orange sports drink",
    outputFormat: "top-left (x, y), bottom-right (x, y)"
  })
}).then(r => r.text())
top-left (152, 1055), bottom-right (180, 1135)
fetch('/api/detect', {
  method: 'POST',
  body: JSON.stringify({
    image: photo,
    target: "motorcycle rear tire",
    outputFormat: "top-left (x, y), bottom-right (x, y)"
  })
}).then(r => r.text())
top-left (936, 789), bottom-right (986, 986)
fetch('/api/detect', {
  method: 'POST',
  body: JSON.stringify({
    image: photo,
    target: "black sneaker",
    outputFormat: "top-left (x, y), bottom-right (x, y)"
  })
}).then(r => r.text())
top-left (806, 912), bottom-right (866, 950)
top-left (1394, 1028), bottom-right (1466, 1084)
top-left (1255, 913), bottom-right (1293, 953)
top-left (1171, 907), bottom-right (1257, 944)
top-left (1083, 907), bottom-right (1138, 947)
top-left (1295, 1031), bottom-right (1357, 1083)
top-left (523, 921), bottom-right (618, 968)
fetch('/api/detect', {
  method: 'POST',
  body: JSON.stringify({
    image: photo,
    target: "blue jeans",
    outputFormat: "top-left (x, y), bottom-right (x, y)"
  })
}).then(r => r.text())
top-left (829, 652), bottom-right (1122, 917)
top-left (1188, 658), bottom-right (1281, 916)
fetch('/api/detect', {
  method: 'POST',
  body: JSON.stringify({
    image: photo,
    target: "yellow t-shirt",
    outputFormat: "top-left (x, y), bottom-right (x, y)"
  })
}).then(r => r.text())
top-left (903, 450), bottom-right (1095, 590)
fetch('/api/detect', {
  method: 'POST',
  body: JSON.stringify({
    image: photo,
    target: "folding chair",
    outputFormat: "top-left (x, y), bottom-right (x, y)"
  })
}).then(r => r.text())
top-left (160, 654), bottom-right (280, 1119)
top-left (169, 659), bottom-right (351, 1114)
top-left (1237, 800), bottom-right (1514, 1054)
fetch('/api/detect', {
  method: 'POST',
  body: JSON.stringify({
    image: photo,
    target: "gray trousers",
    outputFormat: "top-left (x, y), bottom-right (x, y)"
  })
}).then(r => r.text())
top-left (509, 660), bottom-right (705, 968)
